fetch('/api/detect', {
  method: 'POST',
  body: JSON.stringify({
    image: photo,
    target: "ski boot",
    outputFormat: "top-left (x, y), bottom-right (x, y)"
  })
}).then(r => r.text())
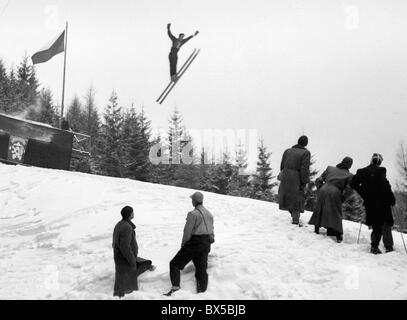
top-left (385, 246), bottom-right (394, 253)
top-left (370, 246), bottom-right (382, 254)
top-left (164, 286), bottom-right (180, 296)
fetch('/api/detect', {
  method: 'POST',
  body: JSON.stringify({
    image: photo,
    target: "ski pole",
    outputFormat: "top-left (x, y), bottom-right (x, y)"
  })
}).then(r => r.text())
top-left (357, 220), bottom-right (363, 244)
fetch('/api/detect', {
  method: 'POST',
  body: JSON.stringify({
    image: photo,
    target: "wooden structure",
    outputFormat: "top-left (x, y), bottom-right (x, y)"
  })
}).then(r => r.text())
top-left (0, 113), bottom-right (91, 171)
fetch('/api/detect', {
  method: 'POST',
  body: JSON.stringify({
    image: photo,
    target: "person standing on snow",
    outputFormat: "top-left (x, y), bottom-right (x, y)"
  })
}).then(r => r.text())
top-left (278, 136), bottom-right (311, 225)
top-left (167, 23), bottom-right (199, 81)
top-left (112, 206), bottom-right (156, 298)
top-left (350, 154), bottom-right (396, 254)
top-left (165, 192), bottom-right (214, 296)
top-left (308, 157), bottom-right (354, 243)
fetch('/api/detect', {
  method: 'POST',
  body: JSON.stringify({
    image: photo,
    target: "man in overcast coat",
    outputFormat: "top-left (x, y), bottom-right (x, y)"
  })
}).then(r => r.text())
top-left (278, 135), bottom-right (311, 225)
top-left (112, 206), bottom-right (155, 297)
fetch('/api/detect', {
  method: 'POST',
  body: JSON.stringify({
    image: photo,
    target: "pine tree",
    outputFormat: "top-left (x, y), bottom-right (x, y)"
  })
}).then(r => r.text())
top-left (35, 88), bottom-right (58, 126)
top-left (66, 95), bottom-right (86, 132)
top-left (95, 91), bottom-right (124, 177)
top-left (228, 144), bottom-right (251, 197)
top-left (149, 135), bottom-right (173, 184)
top-left (395, 143), bottom-right (407, 231)
top-left (197, 148), bottom-right (215, 191)
top-left (84, 86), bottom-right (100, 141)
top-left (7, 68), bottom-right (19, 113)
top-left (15, 56), bottom-right (39, 113)
top-left (397, 142), bottom-right (407, 192)
top-left (304, 155), bottom-right (319, 211)
top-left (0, 59), bottom-right (9, 113)
top-left (251, 140), bottom-right (277, 201)
top-left (168, 107), bottom-right (184, 165)
top-left (206, 153), bottom-right (235, 194)
top-left (121, 106), bottom-right (153, 182)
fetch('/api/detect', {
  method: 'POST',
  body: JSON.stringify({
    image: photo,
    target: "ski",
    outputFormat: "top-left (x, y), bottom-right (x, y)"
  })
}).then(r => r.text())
top-left (156, 48), bottom-right (200, 104)
top-left (156, 49), bottom-right (197, 103)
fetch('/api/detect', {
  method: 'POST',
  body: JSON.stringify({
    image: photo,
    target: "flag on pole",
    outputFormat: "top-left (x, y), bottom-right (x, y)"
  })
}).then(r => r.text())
top-left (31, 30), bottom-right (65, 65)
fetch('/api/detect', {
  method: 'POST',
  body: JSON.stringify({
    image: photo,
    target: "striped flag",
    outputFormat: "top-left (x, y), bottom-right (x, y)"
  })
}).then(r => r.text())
top-left (31, 29), bottom-right (65, 65)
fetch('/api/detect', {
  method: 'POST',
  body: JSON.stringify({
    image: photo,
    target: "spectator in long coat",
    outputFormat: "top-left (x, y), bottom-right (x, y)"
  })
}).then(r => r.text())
top-left (350, 154), bottom-right (396, 254)
top-left (278, 136), bottom-right (311, 225)
top-left (112, 206), bottom-right (155, 297)
top-left (308, 157), bottom-right (354, 242)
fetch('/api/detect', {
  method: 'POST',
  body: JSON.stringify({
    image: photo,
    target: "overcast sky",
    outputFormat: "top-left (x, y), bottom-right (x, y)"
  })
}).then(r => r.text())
top-left (1, 0), bottom-right (406, 186)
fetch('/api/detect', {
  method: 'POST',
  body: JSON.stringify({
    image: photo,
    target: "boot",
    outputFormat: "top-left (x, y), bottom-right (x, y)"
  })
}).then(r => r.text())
top-left (370, 246), bottom-right (382, 255)
top-left (314, 226), bottom-right (320, 234)
top-left (326, 228), bottom-right (336, 236)
top-left (336, 234), bottom-right (343, 243)
top-left (385, 246), bottom-right (394, 253)
top-left (163, 286), bottom-right (180, 296)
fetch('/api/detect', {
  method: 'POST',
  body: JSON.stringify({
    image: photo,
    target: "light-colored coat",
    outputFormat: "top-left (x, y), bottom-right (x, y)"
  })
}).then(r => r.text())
top-left (182, 205), bottom-right (215, 246)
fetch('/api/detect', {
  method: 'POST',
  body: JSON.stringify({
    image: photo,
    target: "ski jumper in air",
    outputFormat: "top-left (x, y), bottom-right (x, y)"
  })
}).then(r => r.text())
top-left (167, 23), bottom-right (199, 81)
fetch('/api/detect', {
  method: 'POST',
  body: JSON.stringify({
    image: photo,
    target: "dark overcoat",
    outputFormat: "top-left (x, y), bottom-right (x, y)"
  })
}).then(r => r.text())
top-left (350, 165), bottom-right (395, 227)
top-left (112, 219), bottom-right (139, 296)
top-left (308, 166), bottom-right (353, 234)
top-left (278, 144), bottom-right (311, 213)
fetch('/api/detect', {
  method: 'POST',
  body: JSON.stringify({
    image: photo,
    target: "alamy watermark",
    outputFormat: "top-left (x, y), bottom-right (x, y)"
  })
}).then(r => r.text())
top-left (344, 4), bottom-right (360, 30)
top-left (44, 4), bottom-right (60, 32)
top-left (344, 265), bottom-right (359, 290)
top-left (43, 264), bottom-right (60, 294)
top-left (149, 128), bottom-right (258, 174)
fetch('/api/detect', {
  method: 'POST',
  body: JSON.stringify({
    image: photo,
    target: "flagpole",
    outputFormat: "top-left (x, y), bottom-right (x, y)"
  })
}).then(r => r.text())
top-left (60, 21), bottom-right (68, 128)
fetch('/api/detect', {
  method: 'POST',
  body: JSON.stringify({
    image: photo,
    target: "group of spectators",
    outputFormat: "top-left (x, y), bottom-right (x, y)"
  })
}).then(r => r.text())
top-left (109, 135), bottom-right (397, 298)
top-left (278, 135), bottom-right (396, 254)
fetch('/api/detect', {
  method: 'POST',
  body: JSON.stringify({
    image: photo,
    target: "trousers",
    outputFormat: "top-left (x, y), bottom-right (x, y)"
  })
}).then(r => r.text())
top-left (371, 224), bottom-right (393, 249)
top-left (169, 50), bottom-right (178, 77)
top-left (169, 235), bottom-right (211, 292)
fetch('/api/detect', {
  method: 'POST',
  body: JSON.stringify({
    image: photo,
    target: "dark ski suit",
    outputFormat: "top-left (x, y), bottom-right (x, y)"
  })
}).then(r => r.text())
top-left (167, 27), bottom-right (193, 77)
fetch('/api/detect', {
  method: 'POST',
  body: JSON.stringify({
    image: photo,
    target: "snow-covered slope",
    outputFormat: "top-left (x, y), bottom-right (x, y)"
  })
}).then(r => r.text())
top-left (0, 163), bottom-right (406, 300)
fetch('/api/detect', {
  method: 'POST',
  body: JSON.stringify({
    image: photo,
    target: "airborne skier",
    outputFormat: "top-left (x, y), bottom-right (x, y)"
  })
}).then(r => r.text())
top-left (167, 23), bottom-right (199, 81)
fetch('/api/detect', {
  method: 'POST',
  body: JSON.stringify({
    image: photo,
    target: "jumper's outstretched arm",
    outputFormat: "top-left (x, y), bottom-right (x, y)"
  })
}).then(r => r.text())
top-left (167, 23), bottom-right (176, 41)
top-left (182, 30), bottom-right (199, 45)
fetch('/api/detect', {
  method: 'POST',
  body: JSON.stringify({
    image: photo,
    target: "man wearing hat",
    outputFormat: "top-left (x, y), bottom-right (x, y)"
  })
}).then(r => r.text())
top-left (112, 206), bottom-right (155, 297)
top-left (351, 154), bottom-right (396, 254)
top-left (165, 191), bottom-right (215, 296)
top-left (278, 135), bottom-right (311, 225)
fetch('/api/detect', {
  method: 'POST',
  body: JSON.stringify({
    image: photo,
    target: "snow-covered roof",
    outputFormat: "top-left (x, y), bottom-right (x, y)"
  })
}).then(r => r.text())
top-left (0, 112), bottom-right (56, 129)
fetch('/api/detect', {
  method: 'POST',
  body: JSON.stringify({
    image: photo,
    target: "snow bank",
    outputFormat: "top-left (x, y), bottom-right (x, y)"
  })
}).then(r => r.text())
top-left (0, 163), bottom-right (406, 300)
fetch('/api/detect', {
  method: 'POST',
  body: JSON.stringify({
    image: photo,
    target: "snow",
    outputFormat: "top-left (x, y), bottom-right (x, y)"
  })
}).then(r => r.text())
top-left (0, 112), bottom-right (55, 129)
top-left (0, 163), bottom-right (406, 300)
